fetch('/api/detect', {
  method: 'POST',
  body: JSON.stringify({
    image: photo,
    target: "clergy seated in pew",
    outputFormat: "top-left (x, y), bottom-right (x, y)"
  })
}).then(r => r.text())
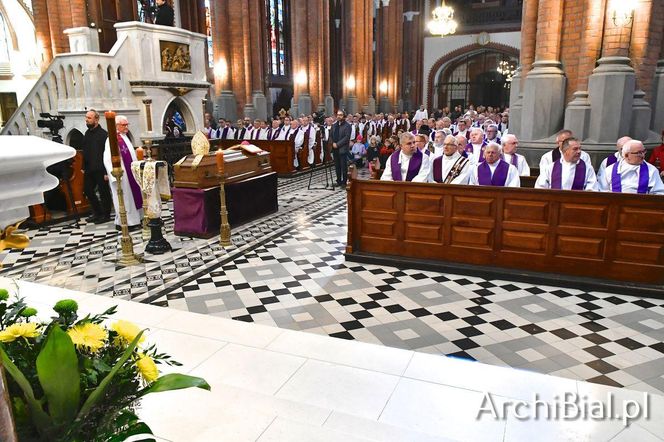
top-left (380, 132), bottom-right (431, 183)
top-left (344, 167), bottom-right (664, 288)
top-left (428, 135), bottom-right (471, 184)
top-left (597, 136), bottom-right (632, 184)
top-left (599, 140), bottom-right (664, 195)
top-left (468, 143), bottom-right (520, 187)
top-left (500, 134), bottom-right (530, 176)
top-left (535, 138), bottom-right (598, 191)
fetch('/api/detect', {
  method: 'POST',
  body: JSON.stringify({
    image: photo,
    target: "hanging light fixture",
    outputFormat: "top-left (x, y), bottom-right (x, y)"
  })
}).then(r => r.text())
top-left (427, 1), bottom-right (458, 37)
top-left (497, 60), bottom-right (516, 82)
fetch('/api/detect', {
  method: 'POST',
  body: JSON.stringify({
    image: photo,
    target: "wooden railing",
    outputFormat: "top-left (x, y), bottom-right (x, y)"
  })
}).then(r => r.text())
top-left (346, 176), bottom-right (664, 286)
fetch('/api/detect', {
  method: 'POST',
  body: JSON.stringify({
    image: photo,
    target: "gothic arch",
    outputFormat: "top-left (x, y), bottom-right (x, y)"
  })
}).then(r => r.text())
top-left (161, 96), bottom-right (195, 135)
top-left (426, 42), bottom-right (519, 110)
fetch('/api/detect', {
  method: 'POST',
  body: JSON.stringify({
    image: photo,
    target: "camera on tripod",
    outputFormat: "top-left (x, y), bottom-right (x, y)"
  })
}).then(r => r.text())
top-left (37, 113), bottom-right (65, 142)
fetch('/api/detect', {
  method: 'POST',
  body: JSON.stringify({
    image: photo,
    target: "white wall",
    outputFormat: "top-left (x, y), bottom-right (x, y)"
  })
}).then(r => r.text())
top-left (422, 31), bottom-right (521, 106)
top-left (0, 0), bottom-right (41, 105)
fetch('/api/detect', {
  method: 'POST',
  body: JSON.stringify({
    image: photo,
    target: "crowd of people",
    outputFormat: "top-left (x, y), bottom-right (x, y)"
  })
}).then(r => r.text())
top-left (203, 105), bottom-right (664, 194)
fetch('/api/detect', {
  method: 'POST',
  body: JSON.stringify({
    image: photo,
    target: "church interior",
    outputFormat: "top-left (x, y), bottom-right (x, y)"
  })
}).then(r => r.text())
top-left (1, 0), bottom-right (664, 440)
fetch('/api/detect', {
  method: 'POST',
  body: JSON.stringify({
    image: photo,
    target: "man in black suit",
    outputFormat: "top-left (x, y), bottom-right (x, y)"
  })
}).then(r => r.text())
top-left (331, 110), bottom-right (352, 188)
top-left (155, 0), bottom-right (174, 27)
top-left (82, 109), bottom-right (111, 223)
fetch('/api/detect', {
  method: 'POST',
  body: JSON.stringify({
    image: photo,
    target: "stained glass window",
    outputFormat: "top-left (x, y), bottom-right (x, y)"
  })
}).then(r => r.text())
top-left (205, 0), bottom-right (213, 68)
top-left (266, 0), bottom-right (289, 77)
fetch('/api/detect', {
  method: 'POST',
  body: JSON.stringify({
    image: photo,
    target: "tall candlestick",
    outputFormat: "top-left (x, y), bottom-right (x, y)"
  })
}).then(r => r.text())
top-left (136, 146), bottom-right (144, 161)
top-left (216, 148), bottom-right (224, 174)
top-left (105, 111), bottom-right (120, 169)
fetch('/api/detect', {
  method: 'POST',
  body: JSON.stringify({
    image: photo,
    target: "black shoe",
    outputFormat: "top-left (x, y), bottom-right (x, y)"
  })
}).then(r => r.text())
top-left (93, 215), bottom-right (111, 224)
top-left (86, 214), bottom-right (99, 223)
top-left (115, 224), bottom-right (141, 232)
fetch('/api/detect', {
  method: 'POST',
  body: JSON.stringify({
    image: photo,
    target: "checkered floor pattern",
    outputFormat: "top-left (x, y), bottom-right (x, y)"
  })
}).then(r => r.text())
top-left (2, 167), bottom-right (664, 396)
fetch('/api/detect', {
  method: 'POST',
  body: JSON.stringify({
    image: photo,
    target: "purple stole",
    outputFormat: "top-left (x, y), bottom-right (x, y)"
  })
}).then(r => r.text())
top-left (270, 127), bottom-right (281, 140)
top-left (551, 148), bottom-right (562, 163)
top-left (502, 153), bottom-right (518, 167)
top-left (465, 142), bottom-right (486, 162)
top-left (117, 135), bottom-right (143, 209)
top-left (611, 162), bottom-right (650, 194)
top-left (606, 154), bottom-right (618, 167)
top-left (253, 128), bottom-right (260, 140)
top-left (477, 160), bottom-right (509, 186)
top-left (221, 127), bottom-right (229, 139)
top-left (390, 149), bottom-right (423, 182)
top-left (432, 156), bottom-right (444, 183)
top-left (551, 160), bottom-right (586, 190)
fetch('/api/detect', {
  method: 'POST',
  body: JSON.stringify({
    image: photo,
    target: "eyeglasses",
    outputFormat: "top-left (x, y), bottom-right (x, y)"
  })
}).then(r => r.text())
top-left (629, 150), bottom-right (646, 156)
top-left (117, 123), bottom-right (129, 126)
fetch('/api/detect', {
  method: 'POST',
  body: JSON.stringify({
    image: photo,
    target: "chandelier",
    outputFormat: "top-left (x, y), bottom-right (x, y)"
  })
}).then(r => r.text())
top-left (497, 60), bottom-right (516, 82)
top-left (427, 1), bottom-right (457, 37)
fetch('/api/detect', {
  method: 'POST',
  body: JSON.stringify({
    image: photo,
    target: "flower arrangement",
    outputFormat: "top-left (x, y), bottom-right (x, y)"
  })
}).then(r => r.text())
top-left (0, 286), bottom-right (210, 441)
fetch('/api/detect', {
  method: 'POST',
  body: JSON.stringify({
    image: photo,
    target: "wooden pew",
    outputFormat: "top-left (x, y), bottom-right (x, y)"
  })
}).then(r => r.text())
top-left (345, 173), bottom-right (664, 289)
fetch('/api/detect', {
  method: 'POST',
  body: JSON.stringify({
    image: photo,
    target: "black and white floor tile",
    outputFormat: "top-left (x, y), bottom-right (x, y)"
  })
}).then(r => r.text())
top-left (2, 167), bottom-right (664, 396)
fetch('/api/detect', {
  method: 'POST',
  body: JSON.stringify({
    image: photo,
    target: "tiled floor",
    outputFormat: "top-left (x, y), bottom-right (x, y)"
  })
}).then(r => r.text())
top-left (2, 168), bottom-right (664, 399)
top-left (9, 280), bottom-right (664, 442)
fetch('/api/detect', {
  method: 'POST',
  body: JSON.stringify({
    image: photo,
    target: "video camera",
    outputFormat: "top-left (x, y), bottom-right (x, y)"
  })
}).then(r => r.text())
top-left (312, 110), bottom-right (326, 126)
top-left (37, 113), bottom-right (65, 142)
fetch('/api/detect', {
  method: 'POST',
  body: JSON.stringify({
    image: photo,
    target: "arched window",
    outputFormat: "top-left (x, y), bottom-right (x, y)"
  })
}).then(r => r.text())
top-left (0, 13), bottom-right (10, 63)
top-left (434, 49), bottom-right (517, 110)
top-left (265, 0), bottom-right (289, 78)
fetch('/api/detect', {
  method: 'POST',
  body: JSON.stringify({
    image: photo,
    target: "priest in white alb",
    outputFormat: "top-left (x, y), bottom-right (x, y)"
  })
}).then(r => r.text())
top-left (469, 143), bottom-right (520, 187)
top-left (535, 137), bottom-right (598, 191)
top-left (500, 134), bottom-right (530, 176)
top-left (599, 140), bottom-right (664, 195)
top-left (381, 132), bottom-right (431, 182)
top-left (103, 115), bottom-right (143, 229)
top-left (428, 134), bottom-right (471, 184)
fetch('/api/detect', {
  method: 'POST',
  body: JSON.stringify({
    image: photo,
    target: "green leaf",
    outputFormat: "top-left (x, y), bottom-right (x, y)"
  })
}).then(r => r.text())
top-left (77, 330), bottom-right (145, 420)
top-left (139, 373), bottom-right (211, 397)
top-left (0, 345), bottom-right (52, 432)
top-left (104, 410), bottom-right (155, 442)
top-left (36, 326), bottom-right (81, 426)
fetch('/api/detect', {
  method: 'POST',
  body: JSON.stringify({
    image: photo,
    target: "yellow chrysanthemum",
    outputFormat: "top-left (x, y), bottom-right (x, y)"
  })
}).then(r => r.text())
top-left (67, 323), bottom-right (107, 353)
top-left (136, 354), bottom-right (159, 383)
top-left (111, 320), bottom-right (145, 347)
top-left (0, 322), bottom-right (40, 343)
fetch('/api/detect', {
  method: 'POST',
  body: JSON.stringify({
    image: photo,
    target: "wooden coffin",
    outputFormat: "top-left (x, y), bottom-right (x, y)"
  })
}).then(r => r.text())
top-left (173, 145), bottom-right (272, 188)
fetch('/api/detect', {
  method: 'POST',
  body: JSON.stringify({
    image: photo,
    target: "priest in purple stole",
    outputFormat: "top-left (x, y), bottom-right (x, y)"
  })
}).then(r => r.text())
top-left (103, 115), bottom-right (144, 229)
top-left (535, 137), bottom-right (598, 191)
top-left (599, 140), bottom-right (664, 194)
top-left (469, 143), bottom-right (520, 187)
top-left (380, 132), bottom-right (431, 182)
top-left (597, 136), bottom-right (631, 184)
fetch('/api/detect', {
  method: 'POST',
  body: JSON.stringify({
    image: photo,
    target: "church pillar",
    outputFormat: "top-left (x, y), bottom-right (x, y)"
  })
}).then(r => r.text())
top-left (376, 0), bottom-right (403, 114)
top-left (509, 0), bottom-right (538, 137)
top-left (321, 0), bottom-right (334, 115)
top-left (563, 0), bottom-right (606, 140)
top-left (520, 0), bottom-right (566, 141)
top-left (291, 0), bottom-right (329, 116)
top-left (402, 0), bottom-right (424, 112)
top-left (650, 11), bottom-right (664, 135)
top-left (210, 0), bottom-right (237, 121)
top-left (342, 0), bottom-right (374, 115)
top-left (587, 1), bottom-right (638, 144)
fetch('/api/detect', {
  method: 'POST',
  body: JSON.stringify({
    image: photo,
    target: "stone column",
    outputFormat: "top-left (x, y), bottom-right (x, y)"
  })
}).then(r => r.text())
top-left (509, 0), bottom-right (538, 137)
top-left (210, 0), bottom-right (236, 121)
top-left (563, 0), bottom-right (606, 140)
top-left (375, 0), bottom-right (402, 114)
top-left (520, 0), bottom-right (566, 141)
top-left (291, 0), bottom-right (329, 116)
top-left (651, 29), bottom-right (664, 134)
top-left (402, 0), bottom-right (424, 112)
top-left (587, 3), bottom-right (637, 143)
top-left (342, 0), bottom-right (374, 114)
